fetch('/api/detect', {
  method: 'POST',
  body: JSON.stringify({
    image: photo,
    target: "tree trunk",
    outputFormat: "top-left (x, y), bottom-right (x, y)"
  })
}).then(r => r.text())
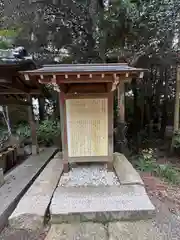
top-left (160, 67), bottom-right (168, 138)
top-left (171, 66), bottom-right (180, 151)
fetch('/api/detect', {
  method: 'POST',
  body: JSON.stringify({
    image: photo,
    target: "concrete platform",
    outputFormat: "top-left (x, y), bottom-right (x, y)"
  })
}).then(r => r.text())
top-left (50, 185), bottom-right (155, 223)
top-left (9, 154), bottom-right (63, 231)
top-left (0, 147), bottom-right (57, 231)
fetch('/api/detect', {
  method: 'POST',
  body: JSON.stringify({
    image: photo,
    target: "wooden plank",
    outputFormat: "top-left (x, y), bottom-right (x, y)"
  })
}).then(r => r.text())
top-left (65, 93), bottom-right (109, 99)
top-left (0, 98), bottom-right (31, 106)
top-left (107, 92), bottom-right (114, 169)
top-left (0, 90), bottom-right (40, 95)
top-left (59, 92), bottom-right (69, 172)
top-left (67, 83), bottom-right (107, 94)
top-left (68, 156), bottom-right (110, 163)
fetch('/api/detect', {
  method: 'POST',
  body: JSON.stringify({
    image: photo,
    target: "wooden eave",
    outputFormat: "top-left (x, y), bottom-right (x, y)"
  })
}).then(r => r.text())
top-left (0, 61), bottom-right (50, 103)
top-left (21, 63), bottom-right (146, 94)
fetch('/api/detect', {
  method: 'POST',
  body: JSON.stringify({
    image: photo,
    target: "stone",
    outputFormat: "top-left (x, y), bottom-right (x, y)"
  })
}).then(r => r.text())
top-left (45, 223), bottom-right (108, 240)
top-left (0, 147), bottom-right (56, 231)
top-left (50, 185), bottom-right (155, 224)
top-left (9, 155), bottom-right (63, 231)
top-left (113, 153), bottom-right (144, 186)
top-left (24, 145), bottom-right (31, 156)
top-left (0, 168), bottom-right (4, 187)
top-left (108, 221), bottom-right (163, 240)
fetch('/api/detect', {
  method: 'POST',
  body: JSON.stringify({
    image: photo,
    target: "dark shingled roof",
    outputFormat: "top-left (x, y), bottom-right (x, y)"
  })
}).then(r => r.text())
top-left (22, 63), bottom-right (145, 75)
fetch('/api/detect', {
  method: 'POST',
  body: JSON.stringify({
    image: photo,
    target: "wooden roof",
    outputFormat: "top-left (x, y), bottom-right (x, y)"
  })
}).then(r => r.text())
top-left (21, 63), bottom-right (145, 94)
top-left (22, 63), bottom-right (144, 75)
top-left (0, 60), bottom-right (49, 105)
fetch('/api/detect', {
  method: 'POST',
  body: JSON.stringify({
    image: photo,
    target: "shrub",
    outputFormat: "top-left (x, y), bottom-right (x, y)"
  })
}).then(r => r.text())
top-left (15, 120), bottom-right (61, 146)
top-left (156, 164), bottom-right (180, 185)
top-left (134, 148), bottom-right (180, 184)
top-left (15, 124), bottom-right (30, 139)
top-left (172, 130), bottom-right (180, 149)
top-left (37, 120), bottom-right (61, 146)
top-left (135, 148), bottom-right (157, 173)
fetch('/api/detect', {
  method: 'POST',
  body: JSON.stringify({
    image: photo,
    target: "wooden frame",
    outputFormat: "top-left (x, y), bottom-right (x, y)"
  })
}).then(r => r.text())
top-left (60, 92), bottom-right (113, 170)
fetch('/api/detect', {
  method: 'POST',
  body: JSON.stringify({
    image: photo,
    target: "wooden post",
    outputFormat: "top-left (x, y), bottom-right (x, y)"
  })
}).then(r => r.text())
top-left (27, 95), bottom-right (39, 155)
top-left (59, 92), bottom-right (69, 172)
top-left (117, 82), bottom-right (125, 123)
top-left (107, 92), bottom-right (114, 171)
top-left (171, 66), bottom-right (180, 151)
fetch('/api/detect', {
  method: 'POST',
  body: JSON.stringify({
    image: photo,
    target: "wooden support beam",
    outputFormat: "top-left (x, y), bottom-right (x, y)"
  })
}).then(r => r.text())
top-left (35, 73), bottom-right (141, 84)
top-left (27, 95), bottom-right (39, 155)
top-left (0, 97), bottom-right (31, 106)
top-left (59, 92), bottom-right (69, 172)
top-left (67, 83), bottom-right (107, 94)
top-left (107, 92), bottom-right (114, 171)
top-left (56, 74), bottom-right (113, 83)
top-left (0, 89), bottom-right (41, 95)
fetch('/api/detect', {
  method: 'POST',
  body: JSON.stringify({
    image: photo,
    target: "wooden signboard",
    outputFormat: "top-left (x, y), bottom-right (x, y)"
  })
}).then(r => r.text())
top-left (66, 98), bottom-right (108, 158)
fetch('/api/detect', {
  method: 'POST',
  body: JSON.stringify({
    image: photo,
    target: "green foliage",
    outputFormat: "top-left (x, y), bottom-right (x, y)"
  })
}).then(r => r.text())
top-left (0, 127), bottom-right (10, 142)
top-left (37, 120), bottom-right (61, 146)
top-left (156, 164), bottom-right (180, 185)
top-left (0, 29), bottom-right (19, 38)
top-left (0, 40), bottom-right (10, 49)
top-left (15, 124), bottom-right (30, 139)
top-left (15, 120), bottom-right (61, 146)
top-left (135, 148), bottom-right (157, 173)
top-left (171, 130), bottom-right (180, 149)
top-left (135, 148), bottom-right (180, 184)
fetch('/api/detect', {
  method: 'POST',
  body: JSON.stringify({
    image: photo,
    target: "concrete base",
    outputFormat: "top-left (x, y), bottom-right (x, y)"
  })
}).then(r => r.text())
top-left (9, 155), bottom-right (63, 231)
top-left (50, 185), bottom-right (155, 223)
top-left (45, 223), bottom-right (107, 240)
top-left (45, 220), bottom-right (163, 240)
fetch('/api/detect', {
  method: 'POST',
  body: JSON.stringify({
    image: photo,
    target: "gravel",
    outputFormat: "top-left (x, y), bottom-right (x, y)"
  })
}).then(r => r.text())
top-left (151, 196), bottom-right (180, 240)
top-left (59, 163), bottom-right (120, 187)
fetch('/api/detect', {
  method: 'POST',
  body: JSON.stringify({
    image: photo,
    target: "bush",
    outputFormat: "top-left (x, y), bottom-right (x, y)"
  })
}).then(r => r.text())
top-left (15, 124), bottom-right (30, 139)
top-left (37, 120), bottom-right (61, 146)
top-left (172, 130), bottom-right (180, 149)
top-left (156, 164), bottom-right (180, 185)
top-left (15, 120), bottom-right (61, 146)
top-left (134, 148), bottom-right (180, 184)
top-left (135, 148), bottom-right (157, 173)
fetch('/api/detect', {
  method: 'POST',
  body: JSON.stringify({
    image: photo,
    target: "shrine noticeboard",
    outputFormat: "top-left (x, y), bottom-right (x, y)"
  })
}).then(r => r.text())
top-left (66, 98), bottom-right (108, 157)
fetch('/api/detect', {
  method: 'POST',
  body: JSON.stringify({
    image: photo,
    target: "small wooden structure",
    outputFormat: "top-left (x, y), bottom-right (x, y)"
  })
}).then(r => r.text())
top-left (22, 63), bottom-right (145, 172)
top-left (0, 60), bottom-right (49, 170)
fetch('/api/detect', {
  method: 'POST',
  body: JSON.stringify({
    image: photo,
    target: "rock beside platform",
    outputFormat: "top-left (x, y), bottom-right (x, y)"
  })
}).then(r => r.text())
top-left (9, 154), bottom-right (63, 231)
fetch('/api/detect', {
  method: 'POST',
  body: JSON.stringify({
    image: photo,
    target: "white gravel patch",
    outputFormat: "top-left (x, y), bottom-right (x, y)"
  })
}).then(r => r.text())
top-left (59, 164), bottom-right (120, 187)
